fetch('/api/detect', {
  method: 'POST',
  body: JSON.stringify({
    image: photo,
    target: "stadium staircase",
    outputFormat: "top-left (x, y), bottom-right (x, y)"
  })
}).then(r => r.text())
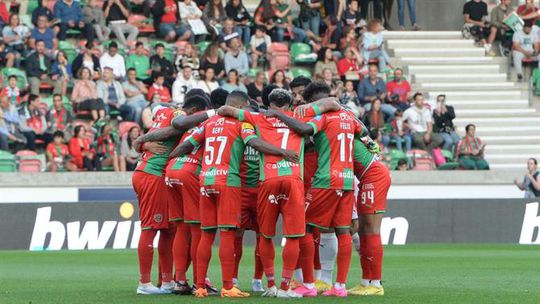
top-left (386, 31), bottom-right (540, 170)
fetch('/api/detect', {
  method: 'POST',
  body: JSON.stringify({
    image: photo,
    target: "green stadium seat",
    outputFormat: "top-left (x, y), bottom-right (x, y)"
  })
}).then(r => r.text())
top-left (290, 67), bottom-right (312, 79)
top-left (0, 151), bottom-right (17, 172)
top-left (291, 42), bottom-right (316, 64)
top-left (27, 0), bottom-right (39, 13)
top-left (532, 68), bottom-right (540, 95)
top-left (20, 15), bottom-right (33, 29)
top-left (2, 67), bottom-right (28, 90)
top-left (248, 68), bottom-right (262, 78)
top-left (437, 149), bottom-right (459, 170)
top-left (197, 41), bottom-right (211, 54)
top-left (390, 149), bottom-right (407, 170)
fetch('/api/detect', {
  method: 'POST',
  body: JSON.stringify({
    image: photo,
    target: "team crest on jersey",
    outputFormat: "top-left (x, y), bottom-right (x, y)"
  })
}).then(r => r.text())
top-left (154, 213), bottom-right (163, 223)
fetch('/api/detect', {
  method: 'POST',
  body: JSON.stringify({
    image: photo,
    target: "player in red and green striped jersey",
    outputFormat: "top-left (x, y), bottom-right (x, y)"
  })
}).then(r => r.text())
top-left (169, 91), bottom-right (299, 298)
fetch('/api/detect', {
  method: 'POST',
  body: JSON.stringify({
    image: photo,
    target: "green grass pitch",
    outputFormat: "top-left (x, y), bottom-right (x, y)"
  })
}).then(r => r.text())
top-left (1, 244), bottom-right (539, 303)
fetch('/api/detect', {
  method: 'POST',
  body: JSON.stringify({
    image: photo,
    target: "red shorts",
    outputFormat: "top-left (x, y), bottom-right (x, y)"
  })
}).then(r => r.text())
top-left (132, 171), bottom-right (169, 230)
top-left (257, 177), bottom-right (305, 238)
top-left (164, 170), bottom-right (185, 223)
top-left (199, 185), bottom-right (242, 229)
top-left (357, 162), bottom-right (391, 215)
top-left (306, 188), bottom-right (355, 229)
top-left (241, 187), bottom-right (259, 231)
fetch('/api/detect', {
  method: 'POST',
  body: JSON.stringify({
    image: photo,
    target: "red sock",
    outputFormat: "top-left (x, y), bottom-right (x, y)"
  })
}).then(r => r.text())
top-left (359, 235), bottom-right (371, 280)
top-left (233, 234), bottom-right (243, 280)
top-left (219, 230), bottom-right (236, 290)
top-left (190, 225), bottom-right (201, 284)
top-left (258, 236), bottom-right (276, 288)
top-left (173, 222), bottom-right (191, 282)
top-left (254, 236), bottom-right (264, 280)
top-left (299, 233), bottom-right (315, 284)
top-left (158, 228), bottom-right (175, 283)
top-left (196, 231), bottom-right (215, 289)
top-left (336, 234), bottom-right (352, 284)
top-left (366, 234), bottom-right (383, 280)
top-left (280, 238), bottom-right (300, 291)
top-left (138, 230), bottom-right (157, 283)
top-left (312, 229), bottom-right (321, 273)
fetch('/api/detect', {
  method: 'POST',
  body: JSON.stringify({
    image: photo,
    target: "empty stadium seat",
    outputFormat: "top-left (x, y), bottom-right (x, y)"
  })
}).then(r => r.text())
top-left (291, 67), bottom-right (312, 79)
top-left (16, 151), bottom-right (42, 173)
top-left (268, 43), bottom-right (291, 71)
top-left (291, 42), bottom-right (317, 64)
top-left (0, 151), bottom-right (17, 172)
top-left (408, 149), bottom-right (435, 171)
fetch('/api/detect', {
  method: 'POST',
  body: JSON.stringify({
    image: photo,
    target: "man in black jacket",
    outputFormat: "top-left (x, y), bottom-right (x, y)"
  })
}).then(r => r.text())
top-left (433, 94), bottom-right (460, 152)
top-left (25, 40), bottom-right (62, 95)
top-left (149, 43), bottom-right (176, 89)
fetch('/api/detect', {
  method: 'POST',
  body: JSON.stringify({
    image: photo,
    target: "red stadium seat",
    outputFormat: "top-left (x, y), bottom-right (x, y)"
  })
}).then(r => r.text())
top-left (408, 149), bottom-right (435, 171)
top-left (268, 43), bottom-right (291, 71)
top-left (16, 150), bottom-right (37, 157)
top-left (16, 151), bottom-right (42, 173)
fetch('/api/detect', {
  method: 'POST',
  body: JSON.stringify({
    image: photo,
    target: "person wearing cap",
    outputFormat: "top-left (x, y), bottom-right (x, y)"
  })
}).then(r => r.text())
top-left (100, 41), bottom-right (127, 80)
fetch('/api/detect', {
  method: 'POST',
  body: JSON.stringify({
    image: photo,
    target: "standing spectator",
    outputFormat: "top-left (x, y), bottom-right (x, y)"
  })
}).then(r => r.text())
top-left (18, 95), bottom-right (49, 150)
top-left (3, 14), bottom-right (30, 66)
top-left (46, 130), bottom-right (78, 172)
top-left (97, 67), bottom-right (132, 119)
top-left (218, 18), bottom-right (241, 52)
top-left (25, 40), bottom-right (62, 95)
top-left (0, 95), bottom-right (26, 150)
top-left (485, 0), bottom-right (513, 56)
top-left (120, 126), bottom-right (141, 171)
top-left (455, 124), bottom-right (489, 170)
top-left (403, 92), bottom-right (443, 153)
top-left (69, 125), bottom-right (99, 171)
top-left (130, 0), bottom-right (152, 17)
top-left (433, 94), bottom-right (460, 153)
top-left (360, 0), bottom-right (382, 21)
top-left (254, 0), bottom-right (277, 37)
top-left (153, 0), bottom-right (191, 42)
top-left (273, 0), bottom-right (309, 43)
top-left (83, 0), bottom-right (111, 43)
top-left (298, 0), bottom-right (321, 37)
top-left (270, 69), bottom-right (289, 90)
top-left (364, 98), bottom-right (391, 147)
top-left (363, 19), bottom-right (391, 72)
top-left (397, 0), bottom-right (418, 30)
top-left (195, 67), bottom-right (219, 94)
top-left (52, 51), bottom-right (72, 96)
top-left (29, 15), bottom-right (58, 54)
top-left (358, 65), bottom-right (396, 119)
top-left (518, 0), bottom-right (539, 25)
top-left (383, 0), bottom-right (395, 29)
top-left (386, 68), bottom-right (411, 111)
top-left (2, 75), bottom-right (23, 106)
top-left (150, 43), bottom-right (176, 88)
top-left (315, 47), bottom-right (339, 80)
top-left (224, 37), bottom-right (249, 76)
top-left (463, 0), bottom-right (489, 45)
top-left (105, 0), bottom-right (139, 48)
top-left (512, 21), bottom-right (539, 81)
top-left (178, 0), bottom-right (205, 43)
top-left (203, 0), bottom-right (227, 33)
top-left (337, 46), bottom-right (363, 81)
top-left (390, 109), bottom-right (412, 152)
top-left (72, 41), bottom-right (101, 78)
top-left (225, 0), bottom-right (252, 45)
top-left (200, 43), bottom-right (226, 80)
top-left (97, 124), bottom-right (126, 171)
top-left (247, 71), bottom-right (266, 104)
top-left (172, 66), bottom-right (197, 104)
top-left (321, 0), bottom-right (345, 47)
top-left (221, 69), bottom-right (247, 93)
top-left (100, 42), bottom-right (126, 80)
top-left (0, 0), bottom-right (8, 27)
top-left (249, 26), bottom-right (272, 68)
top-left (123, 68), bottom-right (149, 123)
top-left (71, 67), bottom-right (106, 122)
top-left (514, 158), bottom-right (540, 198)
top-left (127, 42), bottom-right (151, 83)
top-left (147, 73), bottom-right (172, 103)
top-left (46, 94), bottom-right (73, 135)
top-left (54, 0), bottom-right (95, 43)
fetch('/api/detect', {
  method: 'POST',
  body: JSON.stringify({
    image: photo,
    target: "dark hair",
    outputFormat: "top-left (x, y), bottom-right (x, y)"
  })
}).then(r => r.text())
top-left (465, 124), bottom-right (476, 132)
top-left (7, 75), bottom-right (17, 81)
top-left (35, 39), bottom-right (45, 45)
top-left (269, 88), bottom-right (293, 108)
top-left (127, 68), bottom-right (136, 73)
top-left (109, 41), bottom-right (118, 49)
top-left (413, 92), bottom-right (423, 100)
top-left (226, 90), bottom-right (250, 106)
top-left (184, 94), bottom-right (210, 112)
top-left (371, 97), bottom-right (382, 108)
top-left (524, 20), bottom-right (534, 28)
top-left (153, 72), bottom-right (164, 80)
top-left (395, 109), bottom-right (403, 116)
top-left (317, 47), bottom-right (331, 62)
top-left (397, 159), bottom-right (407, 167)
top-left (289, 75), bottom-right (312, 89)
top-left (53, 130), bottom-right (64, 139)
top-left (262, 84), bottom-right (278, 107)
top-left (369, 128), bottom-right (380, 139)
top-left (255, 25), bottom-right (266, 33)
top-left (227, 69), bottom-right (240, 85)
top-left (53, 93), bottom-right (63, 100)
top-left (127, 126), bottom-right (140, 148)
top-left (249, 99), bottom-right (260, 112)
top-left (529, 158), bottom-right (538, 165)
top-left (155, 43), bottom-right (164, 50)
top-left (29, 94), bottom-right (40, 103)
top-left (207, 0), bottom-right (226, 19)
top-left (270, 70), bottom-right (288, 87)
top-left (74, 125), bottom-right (85, 137)
top-left (210, 88), bottom-right (229, 108)
top-left (135, 41), bottom-right (144, 48)
top-left (303, 81), bottom-right (331, 103)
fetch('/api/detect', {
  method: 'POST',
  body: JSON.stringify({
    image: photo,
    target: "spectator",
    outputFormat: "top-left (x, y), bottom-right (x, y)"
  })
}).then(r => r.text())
top-left (224, 37), bottom-right (249, 76)
top-left (32, 0), bottom-right (57, 28)
top-left (249, 26), bottom-right (272, 68)
top-left (397, 0), bottom-right (418, 30)
top-left (2, 75), bottom-right (23, 106)
top-left (126, 41), bottom-right (151, 83)
top-left (390, 109), bottom-right (412, 152)
top-left (153, 0), bottom-right (191, 42)
top-left (273, 0), bottom-right (309, 44)
top-left (141, 94), bottom-right (161, 131)
top-left (397, 158), bottom-right (408, 171)
top-left (225, 0), bottom-right (252, 44)
top-left (200, 43), bottom-right (226, 80)
top-left (0, 41), bottom-right (16, 68)
top-left (0, 0), bottom-right (7, 26)
top-left (455, 123), bottom-right (489, 170)
top-left (148, 73), bottom-right (172, 103)
top-left (203, 0), bottom-right (227, 32)
top-left (358, 65), bottom-right (396, 119)
top-left (383, 0), bottom-right (395, 30)
top-left (362, 19), bottom-right (391, 72)
top-left (218, 18), bottom-right (241, 52)
top-left (97, 67), bottom-right (131, 118)
top-left (120, 126), bottom-right (141, 171)
top-left (97, 124), bottom-right (126, 171)
top-left (100, 42), bottom-right (126, 80)
top-left (150, 43), bottom-right (176, 88)
top-left (247, 71), bottom-right (266, 104)
top-left (46, 130), bottom-right (78, 172)
top-left (518, 0), bottom-right (539, 25)
top-left (195, 67), bottom-right (220, 94)
top-left (485, 0), bottom-right (513, 56)
top-left (83, 0), bottom-right (111, 43)
top-left (298, 0), bottom-right (321, 37)
top-left (130, 0), bottom-right (152, 17)
top-left (337, 46), bottom-right (363, 82)
top-left (340, 25), bottom-right (360, 52)
top-left (433, 94), bottom-right (459, 153)
top-left (26, 40), bottom-right (62, 96)
top-left (175, 43), bottom-right (200, 76)
top-left (403, 92), bottom-right (443, 153)
top-left (69, 124), bottom-right (99, 171)
top-left (172, 65), bottom-right (197, 104)
top-left (0, 95), bottom-right (26, 150)
top-left (52, 51), bottom-right (72, 96)
top-left (123, 68), bottom-right (149, 123)
top-left (342, 0), bottom-right (363, 32)
top-left (270, 70), bottom-right (289, 90)
top-left (18, 94), bottom-right (49, 150)
top-left (254, 0), bottom-right (277, 37)
top-left (364, 98), bottom-right (390, 147)
top-left (221, 69), bottom-right (247, 93)
top-left (512, 21), bottom-right (538, 81)
top-left (360, 0), bottom-right (381, 21)
top-left (315, 47), bottom-right (339, 80)
top-left (321, 0), bottom-right (345, 47)
top-left (72, 42), bottom-right (101, 79)
top-left (46, 94), bottom-right (73, 135)
top-left (3, 14), bottom-right (30, 65)
top-left (178, 0), bottom-right (205, 43)
top-left (322, 68), bottom-right (343, 97)
top-left (340, 80), bottom-right (359, 106)
top-left (514, 158), bottom-right (540, 198)
top-left (71, 67), bottom-right (106, 122)
top-left (386, 68), bottom-right (411, 111)
top-left (29, 15), bottom-right (58, 54)
top-left (463, 0), bottom-right (489, 45)
top-left (54, 0), bottom-right (95, 43)
top-left (104, 0), bottom-right (139, 47)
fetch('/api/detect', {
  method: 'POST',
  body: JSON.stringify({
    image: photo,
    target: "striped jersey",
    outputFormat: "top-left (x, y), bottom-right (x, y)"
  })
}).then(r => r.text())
top-left (353, 137), bottom-right (378, 179)
top-left (241, 145), bottom-right (260, 188)
top-left (165, 126), bottom-right (204, 176)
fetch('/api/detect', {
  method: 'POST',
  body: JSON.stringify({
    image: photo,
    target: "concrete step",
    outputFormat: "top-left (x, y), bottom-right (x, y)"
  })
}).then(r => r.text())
top-left (490, 163), bottom-right (528, 169)
top-left (383, 31), bottom-right (462, 40)
top-left (414, 73), bottom-right (507, 82)
top-left (408, 65), bottom-right (501, 74)
top-left (481, 135), bottom-right (540, 144)
top-left (419, 82), bottom-right (518, 90)
top-left (399, 56), bottom-right (507, 65)
top-left (387, 39), bottom-right (475, 48)
top-left (469, 128), bottom-right (540, 136)
top-left (485, 154), bottom-right (540, 164)
top-left (485, 145), bottom-right (540, 154)
top-left (450, 99), bottom-right (529, 109)
top-left (393, 48), bottom-right (485, 57)
top-left (427, 91), bottom-right (523, 100)
top-left (454, 117), bottom-right (540, 124)
top-left (455, 108), bottom-right (537, 117)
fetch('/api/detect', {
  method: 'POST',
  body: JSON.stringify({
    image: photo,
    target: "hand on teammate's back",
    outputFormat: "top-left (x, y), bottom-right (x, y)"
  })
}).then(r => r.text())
top-left (281, 149), bottom-right (299, 163)
top-left (145, 142), bottom-right (169, 155)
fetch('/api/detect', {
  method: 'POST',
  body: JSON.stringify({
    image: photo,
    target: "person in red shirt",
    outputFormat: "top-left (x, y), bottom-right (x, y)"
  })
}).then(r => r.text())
top-left (337, 47), bottom-right (363, 82)
top-left (154, 0), bottom-right (192, 42)
top-left (68, 124), bottom-right (99, 171)
top-left (518, 0), bottom-right (539, 25)
top-left (46, 130), bottom-right (77, 172)
top-left (385, 68), bottom-right (411, 111)
top-left (147, 73), bottom-right (172, 103)
top-left (2, 75), bottom-right (22, 105)
top-left (0, 0), bottom-right (9, 26)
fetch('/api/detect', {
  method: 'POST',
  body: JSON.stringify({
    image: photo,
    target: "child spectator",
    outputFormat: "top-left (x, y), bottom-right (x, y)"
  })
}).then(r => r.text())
top-left (120, 126), bottom-right (141, 171)
top-left (390, 109), bottom-right (412, 152)
top-left (249, 26), bottom-right (272, 68)
top-left (148, 73), bottom-right (172, 103)
top-left (69, 124), bottom-right (99, 171)
top-left (46, 130), bottom-right (78, 172)
top-left (2, 75), bottom-right (23, 106)
top-left (362, 19), bottom-right (391, 72)
top-left (97, 124), bottom-right (126, 171)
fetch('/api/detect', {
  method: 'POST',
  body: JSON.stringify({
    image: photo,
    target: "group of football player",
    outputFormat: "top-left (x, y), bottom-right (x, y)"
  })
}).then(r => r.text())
top-left (131, 76), bottom-right (391, 298)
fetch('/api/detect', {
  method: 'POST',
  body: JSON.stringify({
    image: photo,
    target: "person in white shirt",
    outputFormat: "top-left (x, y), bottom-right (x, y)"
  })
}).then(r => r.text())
top-left (172, 65), bottom-right (197, 105)
top-left (249, 26), bottom-right (272, 68)
top-left (512, 21), bottom-right (539, 80)
top-left (99, 42), bottom-right (126, 80)
top-left (178, 0), bottom-right (205, 42)
top-left (402, 92), bottom-right (443, 153)
top-left (195, 67), bottom-right (219, 94)
top-left (224, 37), bottom-right (249, 76)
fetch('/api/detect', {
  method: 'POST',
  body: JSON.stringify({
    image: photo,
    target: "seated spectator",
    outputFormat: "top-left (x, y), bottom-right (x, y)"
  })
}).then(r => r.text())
top-left (52, 51), bottom-right (72, 96)
top-left (455, 123), bottom-right (489, 170)
top-left (97, 67), bottom-right (132, 118)
top-left (18, 95), bottom-right (49, 150)
top-left (200, 43), bottom-right (225, 80)
top-left (463, 0), bottom-right (489, 45)
top-left (97, 124), bottom-right (126, 171)
top-left (273, 0), bottom-right (309, 44)
top-left (320, 0), bottom-right (344, 49)
top-left (72, 42), bottom-right (101, 79)
top-left (120, 126), bottom-right (141, 171)
top-left (225, 0), bottom-right (251, 44)
top-left (340, 80), bottom-right (359, 106)
top-left (2, 75), bottom-right (23, 106)
top-left (340, 25), bottom-right (361, 52)
top-left (298, 0), bottom-right (321, 38)
top-left (0, 95), bottom-right (26, 150)
top-left (433, 95), bottom-right (460, 153)
top-left (321, 68), bottom-right (343, 97)
top-left (403, 92), bottom-right (443, 153)
top-left (153, 0), bottom-right (191, 42)
top-left (397, 159), bottom-right (408, 171)
top-left (203, 0), bottom-right (227, 33)
top-left (519, 0), bottom-right (540, 25)
top-left (512, 21), bottom-right (538, 81)
top-left (254, 0), bottom-right (277, 38)
top-left (32, 0), bottom-right (58, 29)
top-left (249, 26), bottom-right (272, 68)
top-left (123, 68), bottom-right (148, 123)
top-left (105, 0), bottom-right (139, 47)
top-left (222, 69), bottom-right (247, 93)
top-left (0, 41), bottom-right (16, 68)
top-left (3, 14), bottom-right (30, 65)
top-left (175, 43), bottom-right (200, 77)
top-left (172, 65), bottom-right (197, 104)
top-left (362, 19), bottom-right (391, 72)
top-left (178, 0), bottom-right (205, 43)
top-left (514, 158), bottom-right (540, 198)
top-left (69, 124), bottom-right (99, 171)
top-left (270, 70), bottom-right (289, 90)
top-left (148, 73), bottom-right (172, 103)
top-left (337, 46), bottom-right (363, 82)
top-left (390, 109), bottom-right (412, 152)
top-left (224, 37), bottom-right (249, 76)
top-left (364, 98), bottom-right (390, 147)
top-left (315, 47), bottom-right (339, 80)
top-left (46, 94), bottom-right (73, 135)
top-left (247, 71), bottom-right (266, 104)
top-left (195, 67), bottom-right (219, 94)
top-left (46, 131), bottom-right (78, 172)
top-left (25, 40), bottom-right (62, 95)
top-left (54, 0), bottom-right (95, 43)
top-left (127, 42), bottom-right (151, 83)
top-left (71, 67), bottom-right (106, 122)
top-left (485, 0), bottom-right (512, 56)
top-left (386, 68), bottom-right (411, 111)
top-left (29, 15), bottom-right (58, 54)
top-left (83, 0), bottom-right (111, 43)
top-left (358, 65), bottom-right (396, 119)
top-left (150, 43), bottom-right (176, 88)
top-left (100, 42), bottom-right (126, 80)
top-left (130, 0), bottom-right (152, 17)
top-left (218, 18), bottom-right (241, 52)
